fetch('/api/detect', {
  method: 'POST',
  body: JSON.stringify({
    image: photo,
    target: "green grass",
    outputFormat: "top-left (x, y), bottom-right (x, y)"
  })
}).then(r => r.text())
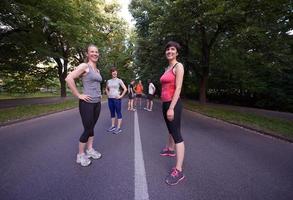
top-left (0, 92), bottom-right (59, 99)
top-left (0, 96), bottom-right (107, 125)
top-left (183, 100), bottom-right (293, 140)
top-left (0, 99), bottom-right (78, 124)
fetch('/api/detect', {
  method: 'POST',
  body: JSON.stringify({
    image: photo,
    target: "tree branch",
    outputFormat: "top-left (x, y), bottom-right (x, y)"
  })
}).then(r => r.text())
top-left (0, 28), bottom-right (29, 40)
top-left (208, 24), bottom-right (222, 49)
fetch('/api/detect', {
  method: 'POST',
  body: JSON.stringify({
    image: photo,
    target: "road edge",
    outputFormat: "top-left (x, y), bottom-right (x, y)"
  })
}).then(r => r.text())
top-left (184, 108), bottom-right (293, 144)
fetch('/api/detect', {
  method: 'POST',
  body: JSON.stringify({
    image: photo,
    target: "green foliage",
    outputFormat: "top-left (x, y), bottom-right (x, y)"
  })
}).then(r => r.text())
top-left (1, 0), bottom-right (134, 96)
top-left (130, 0), bottom-right (293, 111)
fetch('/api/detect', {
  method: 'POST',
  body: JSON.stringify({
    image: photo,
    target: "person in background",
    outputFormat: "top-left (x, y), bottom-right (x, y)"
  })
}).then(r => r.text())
top-left (160, 41), bottom-right (185, 185)
top-left (106, 67), bottom-right (127, 134)
top-left (65, 44), bottom-right (102, 167)
top-left (128, 79), bottom-right (136, 111)
top-left (144, 79), bottom-right (156, 111)
top-left (134, 80), bottom-right (143, 109)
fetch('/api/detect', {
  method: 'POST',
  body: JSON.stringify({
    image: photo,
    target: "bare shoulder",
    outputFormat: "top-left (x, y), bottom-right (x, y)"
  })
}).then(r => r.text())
top-left (176, 62), bottom-right (184, 69)
top-left (76, 63), bottom-right (88, 71)
top-left (67, 63), bottom-right (88, 79)
top-left (173, 62), bottom-right (184, 74)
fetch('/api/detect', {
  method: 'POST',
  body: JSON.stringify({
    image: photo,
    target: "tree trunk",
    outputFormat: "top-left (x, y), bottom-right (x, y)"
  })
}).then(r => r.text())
top-left (199, 23), bottom-right (210, 104)
top-left (199, 74), bottom-right (208, 104)
top-left (55, 57), bottom-right (68, 98)
top-left (46, 30), bottom-right (70, 98)
top-left (60, 78), bottom-right (66, 97)
top-left (197, 21), bottom-right (222, 104)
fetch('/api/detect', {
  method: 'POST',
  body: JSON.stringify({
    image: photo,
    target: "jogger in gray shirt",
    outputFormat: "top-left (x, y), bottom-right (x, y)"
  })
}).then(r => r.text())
top-left (106, 67), bottom-right (127, 134)
top-left (65, 44), bottom-right (103, 167)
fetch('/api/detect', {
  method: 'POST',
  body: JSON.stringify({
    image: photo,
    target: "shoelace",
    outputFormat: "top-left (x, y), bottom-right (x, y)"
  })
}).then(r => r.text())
top-left (89, 149), bottom-right (96, 154)
top-left (171, 169), bottom-right (179, 177)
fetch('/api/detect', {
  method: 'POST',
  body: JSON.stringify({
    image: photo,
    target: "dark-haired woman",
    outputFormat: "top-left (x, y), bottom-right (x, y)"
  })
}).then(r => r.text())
top-left (160, 41), bottom-right (185, 185)
top-left (106, 67), bottom-right (127, 134)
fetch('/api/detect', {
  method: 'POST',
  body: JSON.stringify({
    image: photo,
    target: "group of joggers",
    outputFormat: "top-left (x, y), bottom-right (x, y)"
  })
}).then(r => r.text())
top-left (65, 41), bottom-right (185, 185)
top-left (127, 79), bottom-right (156, 112)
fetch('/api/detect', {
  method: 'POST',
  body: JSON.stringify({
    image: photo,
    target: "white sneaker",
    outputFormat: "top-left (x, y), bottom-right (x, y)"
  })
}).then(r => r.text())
top-left (113, 128), bottom-right (122, 134)
top-left (76, 153), bottom-right (91, 167)
top-left (107, 126), bottom-right (116, 132)
top-left (86, 148), bottom-right (102, 159)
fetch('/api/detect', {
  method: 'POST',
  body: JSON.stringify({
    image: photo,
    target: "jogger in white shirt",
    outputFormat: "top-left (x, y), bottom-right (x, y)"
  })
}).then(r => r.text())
top-left (144, 79), bottom-right (156, 111)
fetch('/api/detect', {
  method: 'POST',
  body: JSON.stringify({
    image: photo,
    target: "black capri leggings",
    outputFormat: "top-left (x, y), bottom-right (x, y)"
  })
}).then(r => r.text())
top-left (162, 99), bottom-right (183, 144)
top-left (79, 100), bottom-right (101, 143)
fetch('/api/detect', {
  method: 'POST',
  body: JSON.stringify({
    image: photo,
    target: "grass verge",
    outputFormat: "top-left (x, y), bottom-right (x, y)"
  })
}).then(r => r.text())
top-left (0, 99), bottom-right (78, 125)
top-left (0, 92), bottom-right (60, 99)
top-left (183, 100), bottom-right (293, 141)
top-left (0, 96), bottom-right (107, 125)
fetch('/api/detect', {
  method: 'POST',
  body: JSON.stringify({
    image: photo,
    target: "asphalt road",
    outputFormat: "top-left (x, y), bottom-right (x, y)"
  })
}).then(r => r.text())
top-left (0, 99), bottom-right (292, 200)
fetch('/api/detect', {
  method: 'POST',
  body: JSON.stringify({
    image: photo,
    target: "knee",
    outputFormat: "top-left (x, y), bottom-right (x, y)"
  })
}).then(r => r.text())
top-left (110, 112), bottom-right (116, 118)
top-left (174, 137), bottom-right (183, 144)
top-left (110, 109), bottom-right (116, 118)
top-left (79, 129), bottom-right (94, 143)
top-left (89, 131), bottom-right (94, 137)
top-left (79, 133), bottom-right (89, 143)
top-left (171, 129), bottom-right (183, 144)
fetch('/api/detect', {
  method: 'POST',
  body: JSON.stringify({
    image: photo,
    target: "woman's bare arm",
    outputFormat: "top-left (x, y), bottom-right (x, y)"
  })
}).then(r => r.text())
top-left (167, 63), bottom-right (184, 121)
top-left (65, 63), bottom-right (92, 102)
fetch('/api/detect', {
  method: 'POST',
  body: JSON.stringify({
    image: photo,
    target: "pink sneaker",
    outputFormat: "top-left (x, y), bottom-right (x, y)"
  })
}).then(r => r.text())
top-left (160, 148), bottom-right (176, 157)
top-left (165, 168), bottom-right (185, 185)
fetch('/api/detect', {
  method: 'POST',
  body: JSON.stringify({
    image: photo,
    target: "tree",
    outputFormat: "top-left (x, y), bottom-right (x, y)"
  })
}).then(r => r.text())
top-left (1, 0), bottom-right (134, 97)
top-left (130, 0), bottom-right (293, 111)
top-left (130, 0), bottom-right (247, 103)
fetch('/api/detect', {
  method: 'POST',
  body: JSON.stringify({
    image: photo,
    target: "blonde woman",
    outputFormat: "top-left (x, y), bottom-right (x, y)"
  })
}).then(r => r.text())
top-left (65, 44), bottom-right (102, 167)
